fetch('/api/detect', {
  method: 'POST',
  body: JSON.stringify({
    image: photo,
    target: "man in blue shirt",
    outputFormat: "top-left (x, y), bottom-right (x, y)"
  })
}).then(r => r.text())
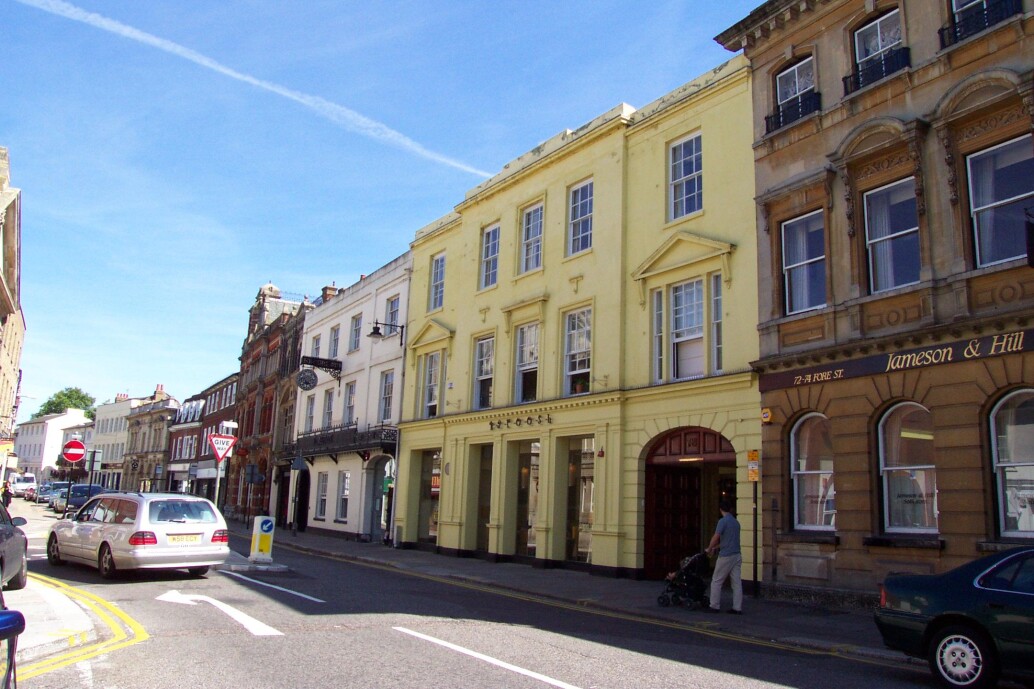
top-left (702, 498), bottom-right (742, 614)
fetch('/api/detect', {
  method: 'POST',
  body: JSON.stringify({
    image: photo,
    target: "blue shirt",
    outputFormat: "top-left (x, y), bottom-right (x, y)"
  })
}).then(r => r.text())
top-left (715, 512), bottom-right (741, 557)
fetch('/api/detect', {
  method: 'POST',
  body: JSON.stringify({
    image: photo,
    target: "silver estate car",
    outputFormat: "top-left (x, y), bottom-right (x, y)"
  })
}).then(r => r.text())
top-left (47, 492), bottom-right (230, 578)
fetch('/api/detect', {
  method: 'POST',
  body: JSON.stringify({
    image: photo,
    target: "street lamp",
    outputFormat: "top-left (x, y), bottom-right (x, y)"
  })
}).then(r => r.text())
top-left (367, 321), bottom-right (405, 347)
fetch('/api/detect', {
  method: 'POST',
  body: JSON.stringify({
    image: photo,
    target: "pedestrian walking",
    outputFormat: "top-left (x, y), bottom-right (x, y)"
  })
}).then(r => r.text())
top-left (702, 497), bottom-right (742, 614)
top-left (1, 481), bottom-right (11, 508)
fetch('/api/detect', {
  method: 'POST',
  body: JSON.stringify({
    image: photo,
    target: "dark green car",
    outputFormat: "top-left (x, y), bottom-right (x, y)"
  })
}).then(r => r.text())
top-left (874, 547), bottom-right (1034, 689)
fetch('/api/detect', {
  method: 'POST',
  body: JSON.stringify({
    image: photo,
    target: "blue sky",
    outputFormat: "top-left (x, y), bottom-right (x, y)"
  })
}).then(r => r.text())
top-left (2, 0), bottom-right (755, 422)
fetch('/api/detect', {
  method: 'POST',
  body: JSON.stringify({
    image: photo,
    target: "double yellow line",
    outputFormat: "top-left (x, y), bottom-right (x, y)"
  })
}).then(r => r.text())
top-left (18, 573), bottom-right (149, 680)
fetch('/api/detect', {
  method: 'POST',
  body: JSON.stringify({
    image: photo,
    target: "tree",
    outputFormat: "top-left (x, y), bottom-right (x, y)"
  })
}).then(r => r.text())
top-left (32, 387), bottom-right (96, 420)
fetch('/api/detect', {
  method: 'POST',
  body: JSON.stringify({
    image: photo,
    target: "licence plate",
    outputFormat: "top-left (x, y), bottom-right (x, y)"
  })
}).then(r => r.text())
top-left (168, 534), bottom-right (202, 544)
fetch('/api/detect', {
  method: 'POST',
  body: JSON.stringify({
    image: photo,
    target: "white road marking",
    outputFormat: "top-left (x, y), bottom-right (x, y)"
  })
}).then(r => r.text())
top-left (157, 590), bottom-right (283, 636)
top-left (394, 626), bottom-right (584, 689)
top-left (221, 570), bottom-right (325, 602)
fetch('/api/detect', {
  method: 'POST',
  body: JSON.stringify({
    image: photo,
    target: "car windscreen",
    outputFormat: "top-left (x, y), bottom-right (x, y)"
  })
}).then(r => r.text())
top-left (148, 500), bottom-right (218, 524)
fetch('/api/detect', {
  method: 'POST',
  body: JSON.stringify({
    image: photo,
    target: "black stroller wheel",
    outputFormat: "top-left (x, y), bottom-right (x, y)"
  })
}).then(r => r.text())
top-left (658, 594), bottom-right (671, 607)
top-left (671, 593), bottom-right (683, 606)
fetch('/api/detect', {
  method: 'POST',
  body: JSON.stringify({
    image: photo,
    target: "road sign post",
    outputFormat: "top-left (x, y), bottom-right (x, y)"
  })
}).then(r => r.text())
top-left (208, 434), bottom-right (237, 517)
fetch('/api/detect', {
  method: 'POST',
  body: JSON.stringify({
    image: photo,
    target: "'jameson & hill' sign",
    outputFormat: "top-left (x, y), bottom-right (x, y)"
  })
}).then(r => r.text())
top-left (759, 328), bottom-right (1030, 392)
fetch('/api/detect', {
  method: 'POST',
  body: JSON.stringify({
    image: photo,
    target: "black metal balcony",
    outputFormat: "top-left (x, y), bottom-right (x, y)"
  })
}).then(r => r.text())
top-left (296, 422), bottom-right (398, 459)
top-left (765, 91), bottom-right (822, 134)
top-left (939, 0), bottom-right (1022, 49)
top-left (843, 46), bottom-right (911, 95)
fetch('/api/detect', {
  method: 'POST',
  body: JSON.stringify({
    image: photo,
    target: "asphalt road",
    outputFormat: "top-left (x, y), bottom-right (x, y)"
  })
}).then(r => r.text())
top-left (12, 500), bottom-right (932, 689)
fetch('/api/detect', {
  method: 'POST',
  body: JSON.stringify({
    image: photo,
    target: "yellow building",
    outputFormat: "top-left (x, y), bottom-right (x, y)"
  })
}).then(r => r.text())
top-left (397, 55), bottom-right (761, 581)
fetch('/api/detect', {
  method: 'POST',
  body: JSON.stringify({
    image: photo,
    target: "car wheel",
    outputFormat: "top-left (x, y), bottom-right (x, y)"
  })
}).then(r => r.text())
top-left (7, 553), bottom-right (27, 591)
top-left (188, 566), bottom-right (210, 577)
top-left (98, 544), bottom-right (117, 580)
top-left (47, 535), bottom-right (65, 566)
top-left (928, 624), bottom-right (999, 689)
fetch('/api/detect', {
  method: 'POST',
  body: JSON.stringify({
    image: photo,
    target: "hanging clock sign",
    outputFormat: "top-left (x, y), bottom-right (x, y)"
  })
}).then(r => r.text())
top-left (297, 369), bottom-right (319, 390)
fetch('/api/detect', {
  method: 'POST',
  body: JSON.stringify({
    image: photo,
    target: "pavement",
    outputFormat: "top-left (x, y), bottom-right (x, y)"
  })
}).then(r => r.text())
top-left (5, 503), bottom-right (914, 670)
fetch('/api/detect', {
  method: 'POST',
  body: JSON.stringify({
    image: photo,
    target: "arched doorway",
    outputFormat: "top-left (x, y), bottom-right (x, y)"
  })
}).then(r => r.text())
top-left (293, 467), bottom-right (310, 533)
top-left (643, 427), bottom-right (736, 579)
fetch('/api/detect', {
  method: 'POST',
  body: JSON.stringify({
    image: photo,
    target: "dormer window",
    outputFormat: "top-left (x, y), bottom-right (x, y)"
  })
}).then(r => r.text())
top-left (767, 57), bottom-right (821, 133)
top-left (844, 9), bottom-right (909, 94)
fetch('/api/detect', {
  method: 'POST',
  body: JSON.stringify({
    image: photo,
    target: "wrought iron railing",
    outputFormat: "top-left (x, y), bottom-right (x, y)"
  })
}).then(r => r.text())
top-left (843, 47), bottom-right (910, 95)
top-left (296, 422), bottom-right (398, 457)
top-left (938, 0), bottom-right (1021, 49)
top-left (765, 91), bottom-right (822, 134)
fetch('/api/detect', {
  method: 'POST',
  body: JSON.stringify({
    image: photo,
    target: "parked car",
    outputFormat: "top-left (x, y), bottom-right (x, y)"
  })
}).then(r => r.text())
top-left (0, 504), bottom-right (27, 591)
top-left (9, 476), bottom-right (35, 499)
top-left (49, 489), bottom-right (69, 513)
top-left (874, 547), bottom-right (1034, 689)
top-left (47, 492), bottom-right (230, 579)
top-left (21, 486), bottom-right (35, 502)
top-left (37, 482), bottom-right (69, 505)
top-left (66, 484), bottom-right (106, 512)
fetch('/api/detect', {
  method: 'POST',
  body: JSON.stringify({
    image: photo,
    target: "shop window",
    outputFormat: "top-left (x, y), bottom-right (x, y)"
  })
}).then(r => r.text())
top-left (791, 414), bottom-right (835, 529)
top-left (879, 402), bottom-right (938, 533)
top-left (991, 389), bottom-right (1034, 537)
top-left (781, 210), bottom-right (826, 315)
top-left (864, 178), bottom-right (920, 293)
top-left (315, 472), bottom-right (328, 519)
top-left (564, 308), bottom-right (592, 395)
top-left (473, 336), bottom-right (494, 410)
top-left (515, 323), bottom-right (539, 403)
top-left (966, 134), bottom-right (1033, 267)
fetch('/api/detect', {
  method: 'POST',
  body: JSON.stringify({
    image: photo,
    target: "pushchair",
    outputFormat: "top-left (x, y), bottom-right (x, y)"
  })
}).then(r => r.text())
top-left (657, 552), bottom-right (710, 608)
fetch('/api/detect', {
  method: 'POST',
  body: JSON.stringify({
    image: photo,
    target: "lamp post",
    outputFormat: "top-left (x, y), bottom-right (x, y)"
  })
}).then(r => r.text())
top-left (367, 321), bottom-right (405, 347)
top-left (368, 320), bottom-right (406, 546)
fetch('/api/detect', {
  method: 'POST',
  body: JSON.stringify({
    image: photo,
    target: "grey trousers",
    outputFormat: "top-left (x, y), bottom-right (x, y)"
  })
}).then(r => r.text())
top-left (710, 553), bottom-right (743, 611)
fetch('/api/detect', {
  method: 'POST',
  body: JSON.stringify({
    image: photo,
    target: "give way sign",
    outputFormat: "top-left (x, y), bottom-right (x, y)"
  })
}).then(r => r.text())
top-left (208, 434), bottom-right (237, 463)
top-left (62, 439), bottom-right (87, 463)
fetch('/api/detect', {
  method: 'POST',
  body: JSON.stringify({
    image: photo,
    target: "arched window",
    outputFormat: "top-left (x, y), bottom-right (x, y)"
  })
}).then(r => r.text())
top-left (791, 413), bottom-right (835, 529)
top-left (879, 402), bottom-right (938, 533)
top-left (991, 389), bottom-right (1034, 537)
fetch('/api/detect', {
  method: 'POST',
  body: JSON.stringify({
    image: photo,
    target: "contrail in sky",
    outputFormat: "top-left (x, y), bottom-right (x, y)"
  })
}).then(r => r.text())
top-left (15, 0), bottom-right (493, 178)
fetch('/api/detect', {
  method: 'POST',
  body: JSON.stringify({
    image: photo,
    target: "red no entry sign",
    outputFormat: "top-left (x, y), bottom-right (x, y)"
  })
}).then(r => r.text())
top-left (62, 439), bottom-right (87, 463)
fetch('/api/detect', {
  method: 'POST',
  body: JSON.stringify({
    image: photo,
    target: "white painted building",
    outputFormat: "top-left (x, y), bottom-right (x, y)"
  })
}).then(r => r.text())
top-left (13, 408), bottom-right (91, 479)
top-left (292, 252), bottom-right (411, 542)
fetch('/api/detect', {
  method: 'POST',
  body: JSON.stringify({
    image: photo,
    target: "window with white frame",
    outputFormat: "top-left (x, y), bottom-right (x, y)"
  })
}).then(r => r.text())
top-left (568, 180), bottom-right (593, 255)
top-left (776, 57), bottom-right (815, 111)
top-left (349, 314), bottom-right (362, 352)
top-left (385, 295), bottom-right (400, 335)
top-left (854, 9), bottom-right (901, 71)
top-left (782, 210), bottom-right (826, 315)
top-left (791, 414), bottom-right (835, 529)
top-left (304, 394), bottom-right (315, 433)
top-left (422, 351), bottom-right (441, 419)
top-left (311, 335), bottom-right (321, 358)
top-left (564, 308), bottom-right (591, 395)
top-left (864, 178), bottom-right (920, 293)
top-left (966, 134), bottom-right (1033, 267)
top-left (329, 326), bottom-right (340, 358)
top-left (344, 381), bottom-right (356, 425)
top-left (322, 389), bottom-right (334, 429)
top-left (879, 402), bottom-right (938, 533)
top-left (515, 323), bottom-right (539, 404)
top-left (379, 370), bottom-right (394, 422)
top-left (474, 336), bottom-right (494, 410)
top-left (670, 134), bottom-right (702, 220)
top-left (429, 253), bottom-right (446, 311)
top-left (336, 470), bottom-right (350, 521)
top-left (651, 275), bottom-right (723, 382)
top-left (991, 389), bottom-right (1034, 537)
top-left (315, 471), bottom-right (328, 519)
top-left (480, 225), bottom-right (499, 290)
top-left (520, 203), bottom-right (543, 273)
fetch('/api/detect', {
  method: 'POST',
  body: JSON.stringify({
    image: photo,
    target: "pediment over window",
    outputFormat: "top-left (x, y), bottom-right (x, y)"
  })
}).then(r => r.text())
top-left (500, 291), bottom-right (549, 332)
top-left (408, 319), bottom-right (454, 350)
top-left (631, 231), bottom-right (734, 306)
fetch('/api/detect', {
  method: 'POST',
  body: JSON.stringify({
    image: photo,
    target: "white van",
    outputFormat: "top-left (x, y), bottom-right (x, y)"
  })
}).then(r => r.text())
top-left (11, 474), bottom-right (36, 497)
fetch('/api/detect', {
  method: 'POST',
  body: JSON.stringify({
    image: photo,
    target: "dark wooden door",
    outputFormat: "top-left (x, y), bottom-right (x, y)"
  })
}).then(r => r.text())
top-left (644, 465), bottom-right (701, 579)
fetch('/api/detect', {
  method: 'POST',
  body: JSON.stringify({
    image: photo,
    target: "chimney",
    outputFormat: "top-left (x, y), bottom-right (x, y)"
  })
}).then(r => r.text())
top-left (321, 283), bottom-right (337, 302)
top-left (154, 384), bottom-right (167, 400)
top-left (115, 393), bottom-right (129, 402)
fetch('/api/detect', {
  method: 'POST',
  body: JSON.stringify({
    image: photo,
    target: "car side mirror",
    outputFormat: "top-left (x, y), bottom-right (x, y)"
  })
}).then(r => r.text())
top-left (0, 609), bottom-right (25, 688)
top-left (9, 518), bottom-right (25, 528)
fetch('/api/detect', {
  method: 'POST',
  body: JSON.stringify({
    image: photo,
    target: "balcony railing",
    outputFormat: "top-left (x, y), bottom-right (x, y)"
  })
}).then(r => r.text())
top-left (939, 0), bottom-right (1022, 49)
top-left (296, 422), bottom-right (398, 458)
top-left (843, 46), bottom-right (910, 95)
top-left (765, 91), bottom-right (822, 134)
